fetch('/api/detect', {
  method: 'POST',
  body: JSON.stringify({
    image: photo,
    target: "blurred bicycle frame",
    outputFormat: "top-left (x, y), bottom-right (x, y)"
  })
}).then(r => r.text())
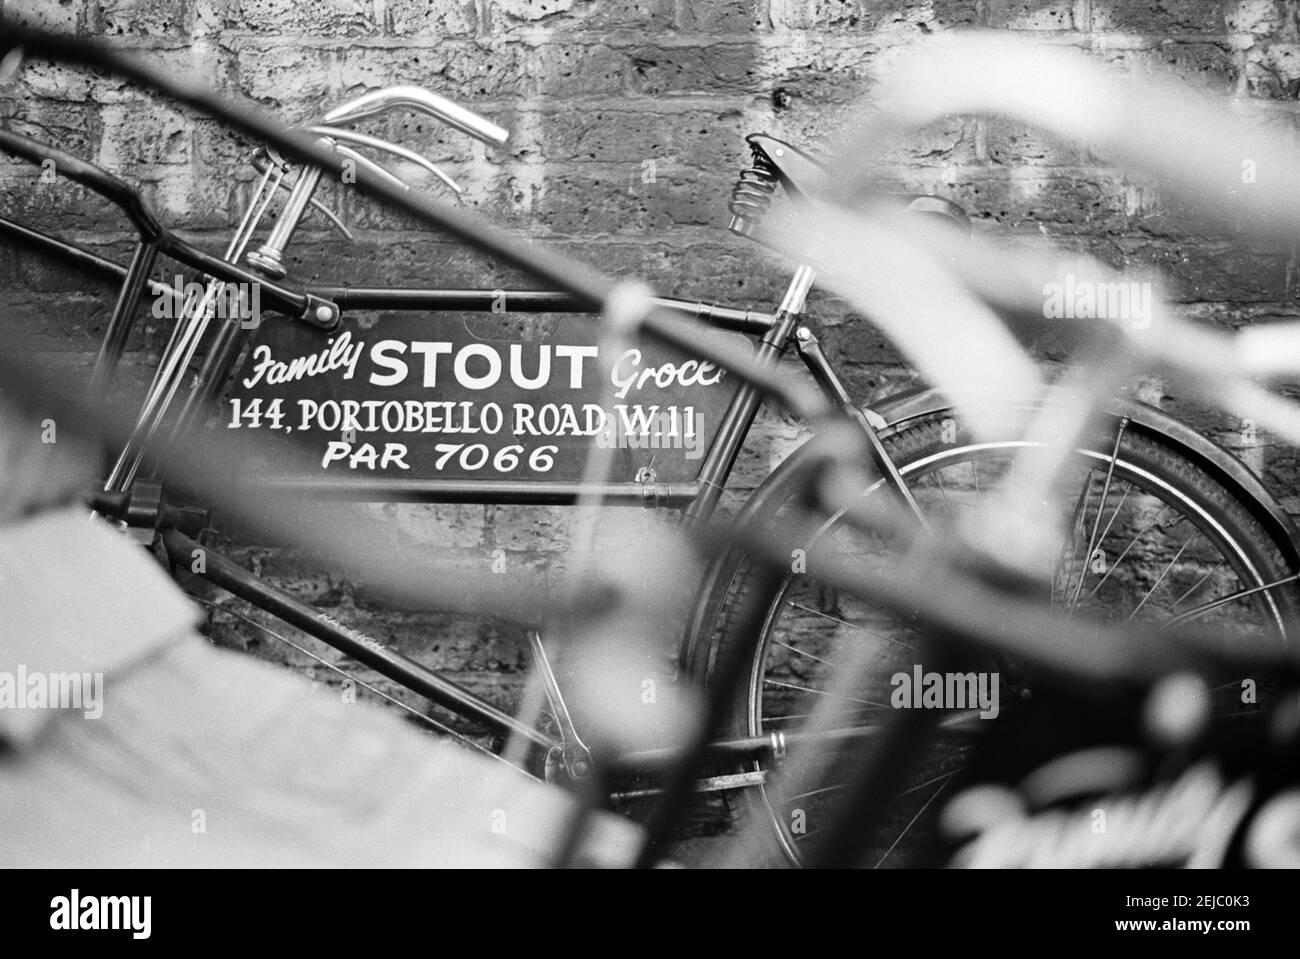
top-left (4, 23), bottom-right (1300, 868)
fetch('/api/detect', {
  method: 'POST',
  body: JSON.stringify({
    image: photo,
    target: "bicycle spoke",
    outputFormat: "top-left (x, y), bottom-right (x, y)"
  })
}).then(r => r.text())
top-left (762, 708), bottom-right (881, 725)
top-left (785, 600), bottom-right (916, 651)
top-left (1053, 475), bottom-right (1095, 605)
top-left (786, 782), bottom-right (851, 804)
top-left (1171, 567), bottom-right (1217, 609)
top-left (762, 678), bottom-right (890, 709)
top-left (1088, 479), bottom-right (1133, 570)
top-left (772, 639), bottom-right (842, 671)
top-left (1082, 506), bottom-right (1175, 604)
top-left (873, 774), bottom-right (953, 868)
top-left (1126, 531), bottom-right (1200, 621)
top-left (898, 767), bottom-right (967, 797)
top-left (1164, 571), bottom-right (1300, 627)
top-left (1067, 420), bottom-right (1128, 612)
top-left (931, 471), bottom-right (957, 520)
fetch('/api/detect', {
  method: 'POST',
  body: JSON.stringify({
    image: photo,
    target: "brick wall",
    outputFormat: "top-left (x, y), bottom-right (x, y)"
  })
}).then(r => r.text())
top-left (5, 0), bottom-right (1300, 734)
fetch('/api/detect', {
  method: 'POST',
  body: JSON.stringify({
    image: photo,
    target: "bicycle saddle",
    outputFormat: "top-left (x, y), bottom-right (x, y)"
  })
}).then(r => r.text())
top-left (731, 132), bottom-right (971, 237)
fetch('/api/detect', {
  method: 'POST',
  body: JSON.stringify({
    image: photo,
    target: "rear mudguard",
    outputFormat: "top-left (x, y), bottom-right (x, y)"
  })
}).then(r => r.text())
top-left (681, 386), bottom-right (1300, 672)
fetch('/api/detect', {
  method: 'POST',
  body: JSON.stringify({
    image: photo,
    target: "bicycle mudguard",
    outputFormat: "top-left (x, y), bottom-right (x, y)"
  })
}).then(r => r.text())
top-left (878, 386), bottom-right (1300, 566)
top-left (680, 385), bottom-right (1300, 671)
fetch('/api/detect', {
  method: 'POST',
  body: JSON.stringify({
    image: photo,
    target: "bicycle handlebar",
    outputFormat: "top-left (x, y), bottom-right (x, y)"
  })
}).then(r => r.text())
top-left (0, 128), bottom-right (166, 242)
top-left (321, 84), bottom-right (509, 148)
top-left (243, 86), bottom-right (505, 277)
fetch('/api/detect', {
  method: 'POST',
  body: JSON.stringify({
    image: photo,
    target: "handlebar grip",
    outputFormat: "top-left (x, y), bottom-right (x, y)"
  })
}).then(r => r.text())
top-left (322, 85), bottom-right (508, 147)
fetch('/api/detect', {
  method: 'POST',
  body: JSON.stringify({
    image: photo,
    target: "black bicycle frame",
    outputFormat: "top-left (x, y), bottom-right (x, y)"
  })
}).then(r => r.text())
top-left (0, 205), bottom-right (888, 515)
top-left (0, 110), bottom-right (914, 783)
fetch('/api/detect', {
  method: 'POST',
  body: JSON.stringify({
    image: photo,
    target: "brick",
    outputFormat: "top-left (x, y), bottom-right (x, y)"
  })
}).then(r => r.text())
top-left (772, 0), bottom-right (982, 31)
top-left (385, 0), bottom-right (479, 36)
top-left (97, 101), bottom-right (192, 169)
top-left (485, 503), bottom-right (572, 551)
top-left (1102, 41), bottom-right (1238, 93)
top-left (370, 501), bottom-right (489, 549)
top-left (94, 0), bottom-right (191, 36)
top-left (981, 0), bottom-right (1077, 31)
top-left (622, 41), bottom-right (758, 97)
top-left (141, 42), bottom-right (237, 93)
top-left (17, 60), bottom-right (100, 100)
top-left (1224, 0), bottom-right (1287, 37)
top-left (0, 290), bottom-right (112, 350)
top-left (531, 40), bottom-right (630, 97)
top-left (1112, 236), bottom-right (1291, 303)
top-left (163, 169), bottom-right (242, 229)
top-left (191, 116), bottom-right (257, 171)
top-left (2, 176), bottom-right (124, 232)
top-left (227, 0), bottom-right (383, 36)
top-left (487, 0), bottom-right (580, 24)
top-left (554, 234), bottom-right (783, 301)
top-left (4, 0), bottom-right (84, 33)
top-left (232, 41), bottom-right (336, 106)
top-left (270, 235), bottom-right (491, 290)
top-left (531, 163), bottom-right (731, 234)
top-left (675, 0), bottom-right (765, 34)
top-left (336, 40), bottom-right (555, 100)
top-left (250, 550), bottom-right (354, 604)
top-left (507, 0), bottom-right (678, 33)
top-left (980, 117), bottom-right (1085, 167)
top-left (3, 100), bottom-right (104, 161)
top-left (536, 107), bottom-right (746, 169)
top-left (912, 170), bottom-right (1133, 233)
top-left (1092, 0), bottom-right (1228, 36)
top-left (751, 35), bottom-right (898, 106)
top-left (1243, 41), bottom-right (1300, 97)
top-left (727, 404), bottom-right (812, 490)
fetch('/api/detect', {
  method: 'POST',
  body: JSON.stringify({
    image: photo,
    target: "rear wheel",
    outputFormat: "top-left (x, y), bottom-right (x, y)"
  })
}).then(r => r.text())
top-left (691, 410), bottom-right (1299, 866)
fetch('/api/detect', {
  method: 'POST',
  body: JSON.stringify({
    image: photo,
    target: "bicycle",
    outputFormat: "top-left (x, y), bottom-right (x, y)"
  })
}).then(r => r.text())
top-left (3, 23), bottom-right (1299, 867)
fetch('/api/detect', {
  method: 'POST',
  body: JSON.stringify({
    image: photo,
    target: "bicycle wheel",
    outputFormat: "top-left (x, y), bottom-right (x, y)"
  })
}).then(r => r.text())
top-left (689, 407), bottom-right (1300, 867)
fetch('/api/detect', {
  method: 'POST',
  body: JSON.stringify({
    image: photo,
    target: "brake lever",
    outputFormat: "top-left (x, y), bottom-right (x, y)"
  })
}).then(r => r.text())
top-left (307, 124), bottom-right (463, 195)
top-left (251, 154), bottom-right (355, 241)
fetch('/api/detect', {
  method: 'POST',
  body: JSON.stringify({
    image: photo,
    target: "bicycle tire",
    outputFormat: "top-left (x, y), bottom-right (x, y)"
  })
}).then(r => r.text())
top-left (689, 408), bottom-right (1300, 867)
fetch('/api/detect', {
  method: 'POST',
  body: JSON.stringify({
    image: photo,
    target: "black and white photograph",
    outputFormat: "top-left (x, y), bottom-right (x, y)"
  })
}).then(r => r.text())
top-left (0, 0), bottom-right (1297, 935)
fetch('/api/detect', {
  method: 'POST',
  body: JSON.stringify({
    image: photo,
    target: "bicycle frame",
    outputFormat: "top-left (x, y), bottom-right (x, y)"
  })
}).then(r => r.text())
top-left (0, 131), bottom-right (918, 788)
top-left (1, 207), bottom-right (894, 511)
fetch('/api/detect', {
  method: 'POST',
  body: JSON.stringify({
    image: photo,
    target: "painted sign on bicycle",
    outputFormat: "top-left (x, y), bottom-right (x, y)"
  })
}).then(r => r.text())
top-left (227, 313), bottom-right (745, 484)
